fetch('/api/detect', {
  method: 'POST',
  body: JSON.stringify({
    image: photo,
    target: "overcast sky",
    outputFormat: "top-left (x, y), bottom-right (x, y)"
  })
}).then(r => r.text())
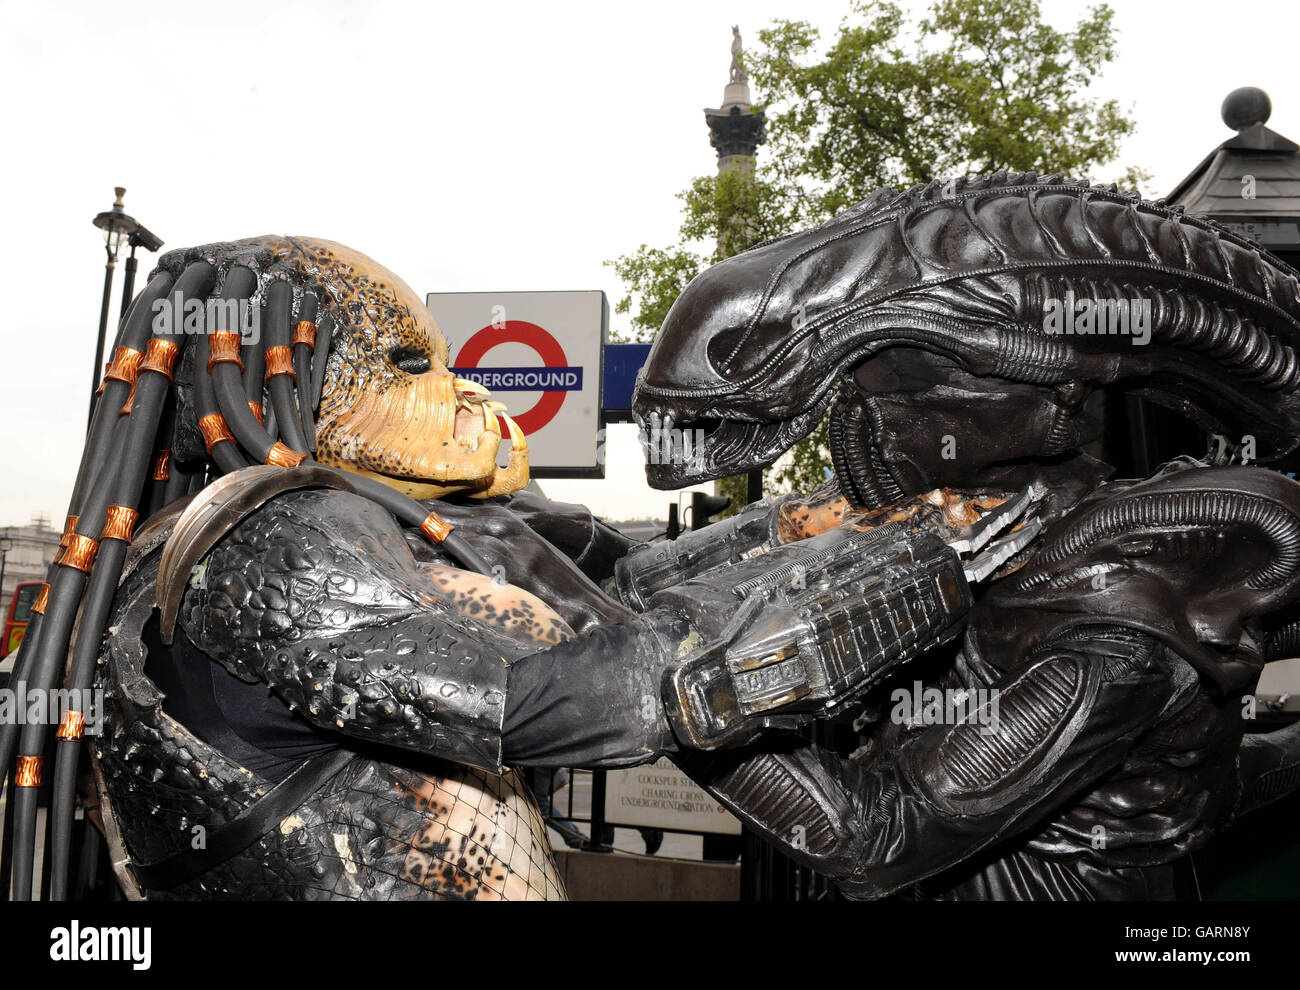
top-left (2, 0), bottom-right (1298, 525)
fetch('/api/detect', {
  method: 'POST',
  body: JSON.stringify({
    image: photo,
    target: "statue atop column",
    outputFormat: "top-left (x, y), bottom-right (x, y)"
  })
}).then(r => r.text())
top-left (730, 26), bottom-right (747, 85)
top-left (707, 26), bottom-right (766, 169)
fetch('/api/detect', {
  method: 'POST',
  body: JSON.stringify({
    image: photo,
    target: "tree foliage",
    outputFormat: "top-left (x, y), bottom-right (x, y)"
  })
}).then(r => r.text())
top-left (609, 0), bottom-right (1147, 505)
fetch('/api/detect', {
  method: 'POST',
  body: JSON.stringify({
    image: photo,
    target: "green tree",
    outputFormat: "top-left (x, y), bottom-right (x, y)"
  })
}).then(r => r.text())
top-left (610, 0), bottom-right (1148, 509)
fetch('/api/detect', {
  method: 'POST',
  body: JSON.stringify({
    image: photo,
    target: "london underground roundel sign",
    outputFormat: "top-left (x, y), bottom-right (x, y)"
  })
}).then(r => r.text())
top-left (452, 320), bottom-right (578, 434)
top-left (428, 290), bottom-right (607, 477)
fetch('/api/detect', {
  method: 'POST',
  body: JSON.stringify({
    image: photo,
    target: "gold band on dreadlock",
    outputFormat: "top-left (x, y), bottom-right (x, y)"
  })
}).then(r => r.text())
top-left (55, 514), bottom-right (79, 563)
top-left (15, 756), bottom-right (42, 788)
top-left (419, 510), bottom-right (454, 543)
top-left (141, 337), bottom-right (180, 380)
top-left (199, 412), bottom-right (236, 455)
top-left (101, 505), bottom-right (139, 544)
top-left (55, 711), bottom-right (85, 742)
top-left (265, 441), bottom-right (307, 467)
top-left (206, 331), bottom-right (245, 374)
top-left (293, 320), bottom-right (317, 350)
top-left (264, 345), bottom-right (296, 381)
top-left (103, 346), bottom-right (143, 387)
top-left (60, 534), bottom-right (99, 573)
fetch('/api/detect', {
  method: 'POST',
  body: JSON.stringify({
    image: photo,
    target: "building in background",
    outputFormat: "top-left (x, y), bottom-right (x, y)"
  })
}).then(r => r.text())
top-left (1, 514), bottom-right (59, 610)
top-left (1168, 87), bottom-right (1300, 271)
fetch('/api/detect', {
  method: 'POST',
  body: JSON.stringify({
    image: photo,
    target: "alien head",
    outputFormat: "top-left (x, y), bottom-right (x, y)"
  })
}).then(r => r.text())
top-left (633, 174), bottom-right (1300, 512)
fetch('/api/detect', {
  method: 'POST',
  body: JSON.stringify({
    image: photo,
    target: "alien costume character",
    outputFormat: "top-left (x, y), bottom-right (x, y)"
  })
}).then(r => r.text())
top-left (1, 236), bottom-right (972, 902)
top-left (623, 173), bottom-right (1300, 899)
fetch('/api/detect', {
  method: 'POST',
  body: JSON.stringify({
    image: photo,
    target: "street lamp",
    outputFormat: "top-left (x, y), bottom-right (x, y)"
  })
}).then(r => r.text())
top-left (119, 218), bottom-right (163, 322)
top-left (88, 188), bottom-right (162, 425)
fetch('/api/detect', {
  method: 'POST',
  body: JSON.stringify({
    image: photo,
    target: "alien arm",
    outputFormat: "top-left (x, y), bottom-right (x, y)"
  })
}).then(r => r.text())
top-left (674, 626), bottom-right (1180, 899)
top-left (433, 484), bottom-right (837, 623)
top-left (613, 495), bottom-right (794, 609)
top-left (1235, 620), bottom-right (1300, 816)
top-left (1236, 719), bottom-right (1300, 816)
top-left (611, 482), bottom-right (1007, 613)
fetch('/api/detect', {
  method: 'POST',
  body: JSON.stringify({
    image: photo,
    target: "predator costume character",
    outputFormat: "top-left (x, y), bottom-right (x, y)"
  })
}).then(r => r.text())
top-left (623, 172), bottom-right (1300, 899)
top-left (2, 236), bottom-right (976, 901)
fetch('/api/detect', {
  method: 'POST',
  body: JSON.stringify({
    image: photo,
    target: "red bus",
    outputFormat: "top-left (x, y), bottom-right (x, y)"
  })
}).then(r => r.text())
top-left (2, 581), bottom-right (43, 658)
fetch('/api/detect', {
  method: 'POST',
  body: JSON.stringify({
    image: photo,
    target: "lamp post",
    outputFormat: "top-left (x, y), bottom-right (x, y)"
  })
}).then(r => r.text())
top-left (119, 220), bottom-right (164, 322)
top-left (88, 188), bottom-right (162, 426)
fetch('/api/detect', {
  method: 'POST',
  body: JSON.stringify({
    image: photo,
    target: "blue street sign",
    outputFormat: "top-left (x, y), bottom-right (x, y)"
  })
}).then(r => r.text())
top-left (602, 343), bottom-right (652, 416)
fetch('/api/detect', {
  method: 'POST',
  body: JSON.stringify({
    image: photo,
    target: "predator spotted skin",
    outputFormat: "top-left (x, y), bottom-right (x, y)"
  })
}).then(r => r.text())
top-left (631, 173), bottom-right (1300, 899)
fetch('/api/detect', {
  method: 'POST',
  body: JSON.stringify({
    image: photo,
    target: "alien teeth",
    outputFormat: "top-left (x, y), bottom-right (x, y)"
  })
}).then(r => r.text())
top-left (454, 377), bottom-right (491, 396)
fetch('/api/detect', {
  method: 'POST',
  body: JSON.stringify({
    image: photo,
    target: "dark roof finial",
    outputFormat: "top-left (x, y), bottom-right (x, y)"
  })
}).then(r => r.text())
top-left (1222, 87), bottom-right (1272, 131)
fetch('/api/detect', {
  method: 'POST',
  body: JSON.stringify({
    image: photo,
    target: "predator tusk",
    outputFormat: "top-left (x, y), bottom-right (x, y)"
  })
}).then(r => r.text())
top-left (500, 413), bottom-right (528, 450)
top-left (468, 414), bottom-right (529, 498)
